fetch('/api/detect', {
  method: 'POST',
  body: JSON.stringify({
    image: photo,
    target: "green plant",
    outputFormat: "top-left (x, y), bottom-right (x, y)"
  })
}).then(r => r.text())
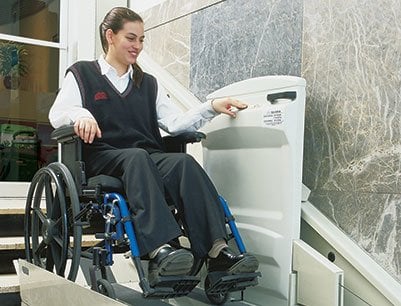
top-left (0, 41), bottom-right (29, 78)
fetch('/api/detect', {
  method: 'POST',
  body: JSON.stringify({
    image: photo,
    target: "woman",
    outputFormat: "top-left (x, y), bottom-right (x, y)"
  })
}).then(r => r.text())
top-left (49, 7), bottom-right (258, 285)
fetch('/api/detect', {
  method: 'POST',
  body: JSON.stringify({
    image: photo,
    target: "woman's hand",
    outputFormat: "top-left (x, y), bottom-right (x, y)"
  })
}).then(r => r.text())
top-left (74, 117), bottom-right (102, 144)
top-left (210, 97), bottom-right (248, 118)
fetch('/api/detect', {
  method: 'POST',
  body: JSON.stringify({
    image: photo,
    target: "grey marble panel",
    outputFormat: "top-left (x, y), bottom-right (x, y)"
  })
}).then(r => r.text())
top-left (190, 0), bottom-right (303, 101)
top-left (302, 0), bottom-right (401, 281)
top-left (143, 16), bottom-right (191, 88)
top-left (141, 1), bottom-right (223, 89)
top-left (139, 1), bottom-right (214, 89)
top-left (302, 0), bottom-right (401, 193)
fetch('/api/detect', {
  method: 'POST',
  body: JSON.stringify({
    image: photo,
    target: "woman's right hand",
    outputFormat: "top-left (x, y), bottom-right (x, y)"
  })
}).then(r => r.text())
top-left (73, 117), bottom-right (102, 144)
top-left (210, 97), bottom-right (248, 117)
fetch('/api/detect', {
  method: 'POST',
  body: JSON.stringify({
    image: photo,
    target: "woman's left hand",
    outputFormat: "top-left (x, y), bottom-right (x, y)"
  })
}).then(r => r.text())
top-left (211, 97), bottom-right (248, 118)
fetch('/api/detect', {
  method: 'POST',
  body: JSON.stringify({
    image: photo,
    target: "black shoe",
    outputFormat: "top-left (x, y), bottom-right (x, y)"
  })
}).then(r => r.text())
top-left (207, 247), bottom-right (259, 274)
top-left (148, 246), bottom-right (194, 286)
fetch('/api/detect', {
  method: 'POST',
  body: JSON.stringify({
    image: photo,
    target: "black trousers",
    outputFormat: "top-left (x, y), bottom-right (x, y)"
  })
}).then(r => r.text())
top-left (85, 148), bottom-right (227, 258)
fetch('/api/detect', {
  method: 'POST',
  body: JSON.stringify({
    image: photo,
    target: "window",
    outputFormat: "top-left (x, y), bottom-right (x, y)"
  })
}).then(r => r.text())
top-left (0, 0), bottom-right (63, 182)
top-left (0, 0), bottom-right (60, 42)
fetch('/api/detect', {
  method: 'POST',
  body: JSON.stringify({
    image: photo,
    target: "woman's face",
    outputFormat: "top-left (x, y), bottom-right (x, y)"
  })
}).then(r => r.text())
top-left (107, 20), bottom-right (144, 66)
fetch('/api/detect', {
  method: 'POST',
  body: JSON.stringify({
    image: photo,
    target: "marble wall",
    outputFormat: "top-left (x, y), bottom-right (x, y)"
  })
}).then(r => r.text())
top-left (139, 0), bottom-right (401, 281)
top-left (142, 0), bottom-right (302, 100)
top-left (303, 0), bottom-right (401, 282)
top-left (141, 0), bottom-right (221, 88)
top-left (190, 0), bottom-right (303, 101)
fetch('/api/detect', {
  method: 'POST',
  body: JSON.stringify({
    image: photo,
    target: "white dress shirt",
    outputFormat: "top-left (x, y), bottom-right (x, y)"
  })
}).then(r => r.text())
top-left (49, 56), bottom-right (218, 135)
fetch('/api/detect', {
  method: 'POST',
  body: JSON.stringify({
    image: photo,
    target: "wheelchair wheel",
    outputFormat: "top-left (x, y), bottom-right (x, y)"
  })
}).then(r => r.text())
top-left (24, 162), bottom-right (82, 281)
top-left (204, 275), bottom-right (229, 305)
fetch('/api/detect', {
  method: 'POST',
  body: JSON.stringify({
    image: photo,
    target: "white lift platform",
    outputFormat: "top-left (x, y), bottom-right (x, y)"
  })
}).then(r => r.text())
top-left (18, 76), bottom-right (345, 306)
top-left (202, 75), bottom-right (307, 305)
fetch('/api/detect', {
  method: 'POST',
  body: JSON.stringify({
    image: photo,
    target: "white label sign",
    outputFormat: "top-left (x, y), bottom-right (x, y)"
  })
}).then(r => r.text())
top-left (263, 109), bottom-right (283, 126)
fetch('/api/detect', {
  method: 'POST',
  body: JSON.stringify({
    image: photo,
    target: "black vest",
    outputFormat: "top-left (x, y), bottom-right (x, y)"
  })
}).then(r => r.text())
top-left (67, 61), bottom-right (164, 156)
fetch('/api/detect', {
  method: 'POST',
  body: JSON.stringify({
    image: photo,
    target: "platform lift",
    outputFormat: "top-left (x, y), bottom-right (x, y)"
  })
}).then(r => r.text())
top-left (19, 76), bottom-right (344, 306)
top-left (201, 76), bottom-right (343, 306)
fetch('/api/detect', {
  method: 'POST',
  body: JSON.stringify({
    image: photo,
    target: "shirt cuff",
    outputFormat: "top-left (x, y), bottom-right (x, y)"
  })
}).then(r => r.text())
top-left (69, 109), bottom-right (95, 123)
top-left (198, 100), bottom-right (218, 119)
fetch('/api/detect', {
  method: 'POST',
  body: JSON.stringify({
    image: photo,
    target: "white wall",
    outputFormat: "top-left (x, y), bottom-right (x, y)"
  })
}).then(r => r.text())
top-left (129, 0), bottom-right (169, 12)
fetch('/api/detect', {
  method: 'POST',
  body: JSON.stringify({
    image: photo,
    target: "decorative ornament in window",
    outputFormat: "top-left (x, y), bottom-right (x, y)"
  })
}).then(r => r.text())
top-left (0, 41), bottom-right (29, 90)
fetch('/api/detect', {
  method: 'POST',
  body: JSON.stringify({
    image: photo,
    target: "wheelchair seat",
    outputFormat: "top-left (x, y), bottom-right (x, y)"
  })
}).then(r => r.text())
top-left (87, 174), bottom-right (124, 193)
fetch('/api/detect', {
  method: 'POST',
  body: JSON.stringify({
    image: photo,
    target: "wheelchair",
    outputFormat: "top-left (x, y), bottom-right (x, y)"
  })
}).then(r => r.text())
top-left (23, 125), bottom-right (260, 305)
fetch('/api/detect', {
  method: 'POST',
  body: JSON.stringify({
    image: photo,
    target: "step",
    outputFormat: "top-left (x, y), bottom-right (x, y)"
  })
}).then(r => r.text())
top-left (0, 260), bottom-right (20, 294)
top-left (0, 207), bottom-right (25, 215)
top-left (0, 235), bottom-right (103, 275)
top-left (0, 273), bottom-right (19, 294)
top-left (0, 195), bottom-right (29, 214)
top-left (0, 235), bottom-right (103, 251)
top-left (0, 206), bottom-right (106, 237)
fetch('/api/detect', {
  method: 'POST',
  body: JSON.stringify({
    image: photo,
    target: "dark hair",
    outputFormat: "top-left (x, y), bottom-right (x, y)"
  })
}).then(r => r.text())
top-left (99, 7), bottom-right (143, 53)
top-left (99, 7), bottom-right (144, 87)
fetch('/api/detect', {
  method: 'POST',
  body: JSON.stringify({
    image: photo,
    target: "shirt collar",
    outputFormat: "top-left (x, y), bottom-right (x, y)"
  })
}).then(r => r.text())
top-left (98, 55), bottom-right (133, 78)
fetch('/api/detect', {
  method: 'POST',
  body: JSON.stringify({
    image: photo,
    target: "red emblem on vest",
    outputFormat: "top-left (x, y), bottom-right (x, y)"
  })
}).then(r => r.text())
top-left (94, 91), bottom-right (108, 101)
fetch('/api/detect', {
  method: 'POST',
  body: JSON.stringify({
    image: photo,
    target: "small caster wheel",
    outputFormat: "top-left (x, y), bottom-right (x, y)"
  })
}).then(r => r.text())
top-left (97, 279), bottom-right (116, 299)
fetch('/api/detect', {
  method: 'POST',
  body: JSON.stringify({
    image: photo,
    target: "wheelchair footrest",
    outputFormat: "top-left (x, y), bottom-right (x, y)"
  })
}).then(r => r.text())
top-left (206, 271), bottom-right (261, 295)
top-left (145, 275), bottom-right (200, 299)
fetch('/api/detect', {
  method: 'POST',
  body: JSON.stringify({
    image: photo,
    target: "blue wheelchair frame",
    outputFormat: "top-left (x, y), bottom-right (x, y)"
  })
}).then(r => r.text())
top-left (94, 192), bottom-right (254, 298)
top-left (102, 193), bottom-right (247, 263)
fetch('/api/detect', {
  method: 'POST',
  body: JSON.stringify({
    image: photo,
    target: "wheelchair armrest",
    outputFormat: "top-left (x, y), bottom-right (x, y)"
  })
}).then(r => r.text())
top-left (50, 125), bottom-right (86, 192)
top-left (163, 132), bottom-right (206, 153)
top-left (163, 131), bottom-right (206, 144)
top-left (51, 125), bottom-right (77, 143)
top-left (50, 125), bottom-right (206, 152)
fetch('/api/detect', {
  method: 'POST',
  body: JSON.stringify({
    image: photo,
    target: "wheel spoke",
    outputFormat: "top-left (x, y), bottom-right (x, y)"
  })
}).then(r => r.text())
top-left (67, 246), bottom-right (74, 259)
top-left (33, 240), bottom-right (47, 257)
top-left (32, 207), bottom-right (47, 224)
top-left (44, 176), bottom-right (54, 217)
top-left (33, 240), bottom-right (49, 269)
top-left (50, 240), bottom-right (65, 276)
top-left (53, 235), bottom-right (64, 248)
top-left (50, 240), bottom-right (61, 267)
top-left (45, 244), bottom-right (55, 271)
